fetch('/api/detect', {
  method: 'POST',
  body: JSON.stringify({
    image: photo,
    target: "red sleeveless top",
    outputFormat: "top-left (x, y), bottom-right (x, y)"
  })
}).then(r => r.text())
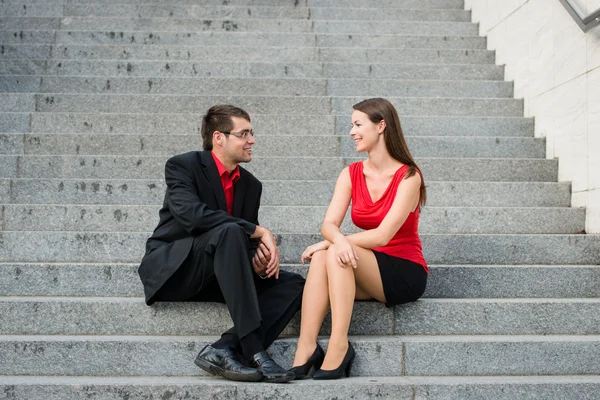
top-left (349, 161), bottom-right (428, 273)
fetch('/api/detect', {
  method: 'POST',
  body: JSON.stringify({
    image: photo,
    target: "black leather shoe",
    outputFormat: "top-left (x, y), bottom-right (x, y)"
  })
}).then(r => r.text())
top-left (252, 351), bottom-right (296, 383)
top-left (313, 342), bottom-right (355, 380)
top-left (194, 345), bottom-right (263, 382)
top-left (288, 343), bottom-right (325, 379)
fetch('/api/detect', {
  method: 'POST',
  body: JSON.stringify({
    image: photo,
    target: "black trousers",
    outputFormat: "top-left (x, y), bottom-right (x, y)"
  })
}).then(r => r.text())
top-left (153, 222), bottom-right (305, 351)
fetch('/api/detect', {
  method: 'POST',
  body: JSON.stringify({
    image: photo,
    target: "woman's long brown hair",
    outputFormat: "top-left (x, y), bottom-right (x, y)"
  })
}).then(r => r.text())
top-left (353, 98), bottom-right (427, 207)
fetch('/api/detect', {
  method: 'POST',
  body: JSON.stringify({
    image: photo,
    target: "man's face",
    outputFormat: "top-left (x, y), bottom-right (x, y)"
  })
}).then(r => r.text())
top-left (219, 116), bottom-right (256, 165)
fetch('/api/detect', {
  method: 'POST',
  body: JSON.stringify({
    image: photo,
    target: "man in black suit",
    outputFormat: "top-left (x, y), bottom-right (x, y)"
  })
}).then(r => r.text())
top-left (138, 104), bottom-right (305, 383)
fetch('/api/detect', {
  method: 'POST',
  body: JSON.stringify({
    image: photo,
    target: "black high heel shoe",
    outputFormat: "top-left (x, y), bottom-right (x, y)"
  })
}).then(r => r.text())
top-left (313, 342), bottom-right (355, 380)
top-left (288, 343), bottom-right (325, 379)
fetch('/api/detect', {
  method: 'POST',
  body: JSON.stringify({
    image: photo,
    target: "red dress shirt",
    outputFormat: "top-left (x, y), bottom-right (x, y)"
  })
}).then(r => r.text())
top-left (211, 152), bottom-right (240, 215)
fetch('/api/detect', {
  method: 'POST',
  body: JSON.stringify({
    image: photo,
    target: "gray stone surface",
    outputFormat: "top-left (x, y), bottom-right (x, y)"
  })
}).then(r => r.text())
top-left (2, 263), bottom-right (599, 299)
top-left (55, 31), bottom-right (317, 47)
top-left (64, 4), bottom-right (312, 19)
top-left (307, 0), bottom-right (464, 7)
top-left (0, 133), bottom-right (24, 154)
top-left (41, 60), bottom-right (503, 80)
top-left (0, 336), bottom-right (403, 376)
top-left (0, 94), bottom-right (35, 112)
top-left (1, 232), bottom-right (600, 264)
top-left (29, 112), bottom-right (336, 135)
top-left (0, 156), bottom-right (17, 178)
top-left (0, 76), bottom-right (42, 93)
top-left (313, 20), bottom-right (478, 35)
top-left (33, 76), bottom-right (513, 98)
top-left (3, 179), bottom-right (572, 208)
top-left (50, 44), bottom-right (320, 62)
top-left (0, 113), bottom-right (30, 133)
top-left (60, 17), bottom-right (315, 32)
top-left (0, 18), bottom-right (59, 30)
top-left (319, 48), bottom-right (495, 64)
top-left (403, 335), bottom-right (600, 375)
top-left (34, 94), bottom-right (332, 114)
top-left (1, 204), bottom-right (586, 234)
top-left (6, 155), bottom-right (559, 181)
top-left (0, 297), bottom-right (395, 336)
top-left (9, 133), bottom-right (545, 159)
top-left (318, 34), bottom-right (485, 49)
top-left (61, 5), bottom-right (471, 22)
top-left (425, 265), bottom-right (600, 298)
top-left (0, 60), bottom-right (47, 76)
top-left (395, 299), bottom-right (600, 335)
top-left (0, 44), bottom-right (51, 59)
top-left (37, 77), bottom-right (328, 96)
top-left (0, 29), bottom-right (55, 44)
top-left (45, 59), bottom-right (326, 78)
top-left (2, 297), bottom-right (598, 336)
top-left (0, 4), bottom-right (63, 17)
top-left (2, 376), bottom-right (600, 400)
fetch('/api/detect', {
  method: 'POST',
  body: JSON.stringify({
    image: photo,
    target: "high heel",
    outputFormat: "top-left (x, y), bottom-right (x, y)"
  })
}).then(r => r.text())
top-left (288, 343), bottom-right (325, 380)
top-left (313, 342), bottom-right (355, 380)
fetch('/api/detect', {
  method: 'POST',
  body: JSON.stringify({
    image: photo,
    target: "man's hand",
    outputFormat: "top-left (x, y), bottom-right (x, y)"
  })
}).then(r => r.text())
top-left (251, 243), bottom-right (270, 277)
top-left (251, 226), bottom-right (280, 279)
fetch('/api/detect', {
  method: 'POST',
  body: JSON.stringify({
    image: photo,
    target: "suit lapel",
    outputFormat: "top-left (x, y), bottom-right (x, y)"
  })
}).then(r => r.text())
top-left (200, 151), bottom-right (227, 212)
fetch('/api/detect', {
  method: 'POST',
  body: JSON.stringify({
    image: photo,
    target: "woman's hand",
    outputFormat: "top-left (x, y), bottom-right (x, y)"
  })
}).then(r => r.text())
top-left (333, 235), bottom-right (359, 268)
top-left (300, 240), bottom-right (331, 264)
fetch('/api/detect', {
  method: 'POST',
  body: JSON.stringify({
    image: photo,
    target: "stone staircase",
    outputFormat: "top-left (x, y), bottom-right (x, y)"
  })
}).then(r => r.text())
top-left (1, 0), bottom-right (600, 398)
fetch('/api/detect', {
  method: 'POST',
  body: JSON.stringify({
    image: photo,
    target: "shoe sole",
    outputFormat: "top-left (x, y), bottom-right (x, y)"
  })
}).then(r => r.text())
top-left (194, 357), bottom-right (263, 382)
top-left (262, 374), bottom-right (296, 383)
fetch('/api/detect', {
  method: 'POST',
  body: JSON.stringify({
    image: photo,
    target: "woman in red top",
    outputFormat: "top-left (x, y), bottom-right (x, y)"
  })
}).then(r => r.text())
top-left (289, 98), bottom-right (428, 380)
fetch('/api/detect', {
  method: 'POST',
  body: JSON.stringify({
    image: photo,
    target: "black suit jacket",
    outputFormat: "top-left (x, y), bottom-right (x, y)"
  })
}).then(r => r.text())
top-left (138, 150), bottom-right (262, 304)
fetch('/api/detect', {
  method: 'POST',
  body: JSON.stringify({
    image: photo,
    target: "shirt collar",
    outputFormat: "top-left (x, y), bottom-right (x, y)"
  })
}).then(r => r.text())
top-left (211, 151), bottom-right (240, 182)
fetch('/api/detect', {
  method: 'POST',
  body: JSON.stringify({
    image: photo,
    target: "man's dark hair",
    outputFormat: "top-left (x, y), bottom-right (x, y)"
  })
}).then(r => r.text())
top-left (201, 105), bottom-right (251, 150)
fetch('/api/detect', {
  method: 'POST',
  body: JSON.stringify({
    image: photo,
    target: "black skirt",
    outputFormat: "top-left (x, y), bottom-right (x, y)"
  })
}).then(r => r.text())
top-left (373, 250), bottom-right (427, 307)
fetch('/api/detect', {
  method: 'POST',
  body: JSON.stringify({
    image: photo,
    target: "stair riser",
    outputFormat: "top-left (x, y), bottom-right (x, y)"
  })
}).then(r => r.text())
top-left (2, 299), bottom-right (599, 336)
top-left (0, 134), bottom-right (544, 158)
top-left (0, 77), bottom-right (514, 98)
top-left (0, 61), bottom-right (503, 80)
top-left (1, 205), bottom-right (585, 234)
top-left (3, 264), bottom-right (599, 299)
top-left (1, 180), bottom-right (571, 208)
top-left (0, 156), bottom-right (559, 181)
top-left (1, 337), bottom-right (598, 376)
top-left (0, 233), bottom-right (598, 264)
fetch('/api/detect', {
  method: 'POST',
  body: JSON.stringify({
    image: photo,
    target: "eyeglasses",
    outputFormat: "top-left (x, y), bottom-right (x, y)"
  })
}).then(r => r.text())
top-left (220, 130), bottom-right (255, 139)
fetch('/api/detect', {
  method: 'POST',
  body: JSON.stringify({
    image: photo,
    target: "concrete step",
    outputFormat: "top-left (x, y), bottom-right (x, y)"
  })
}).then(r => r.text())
top-left (64, 5), bottom-right (472, 22)
top-left (3, 263), bottom-right (598, 299)
top-left (0, 76), bottom-right (514, 98)
top-left (43, 31), bottom-right (489, 49)
top-left (24, 94), bottom-right (522, 116)
top-left (1, 297), bottom-right (599, 336)
top-left (0, 60), bottom-right (505, 80)
top-left (0, 155), bottom-right (558, 181)
top-left (2, 179), bottom-right (571, 208)
top-left (0, 232), bottom-right (598, 264)
top-left (2, 375), bottom-right (600, 400)
top-left (0, 93), bottom-right (35, 112)
top-left (19, 113), bottom-right (532, 137)
top-left (0, 18), bottom-right (60, 30)
top-left (0, 44), bottom-right (51, 59)
top-left (0, 112), bottom-right (29, 133)
top-left (45, 45), bottom-right (496, 64)
top-left (1, 334), bottom-right (599, 376)
top-left (0, 4), bottom-right (63, 18)
top-left (55, 18), bottom-right (479, 36)
top-left (1, 204), bottom-right (585, 234)
top-left (0, 134), bottom-right (544, 158)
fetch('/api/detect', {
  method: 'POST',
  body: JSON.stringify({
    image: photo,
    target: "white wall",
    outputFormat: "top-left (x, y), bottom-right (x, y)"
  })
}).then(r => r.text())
top-left (465, 0), bottom-right (600, 233)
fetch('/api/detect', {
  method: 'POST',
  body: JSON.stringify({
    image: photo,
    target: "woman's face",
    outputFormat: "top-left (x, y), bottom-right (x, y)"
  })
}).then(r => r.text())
top-left (350, 110), bottom-right (384, 152)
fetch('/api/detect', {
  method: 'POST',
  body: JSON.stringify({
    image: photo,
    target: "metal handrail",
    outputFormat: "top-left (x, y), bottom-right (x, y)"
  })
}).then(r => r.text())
top-left (559, 0), bottom-right (600, 32)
